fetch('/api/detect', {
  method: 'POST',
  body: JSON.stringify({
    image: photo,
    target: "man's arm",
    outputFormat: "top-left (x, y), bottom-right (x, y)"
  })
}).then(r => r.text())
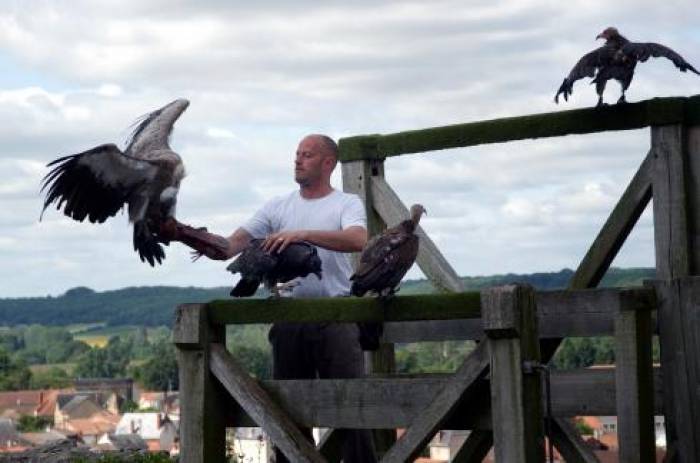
top-left (262, 226), bottom-right (367, 254)
top-left (190, 227), bottom-right (254, 261)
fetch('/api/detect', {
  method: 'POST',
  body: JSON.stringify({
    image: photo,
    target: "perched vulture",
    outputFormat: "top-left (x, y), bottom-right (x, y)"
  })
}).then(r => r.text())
top-left (555, 27), bottom-right (699, 106)
top-left (227, 239), bottom-right (322, 297)
top-left (350, 204), bottom-right (426, 297)
top-left (41, 99), bottom-right (191, 266)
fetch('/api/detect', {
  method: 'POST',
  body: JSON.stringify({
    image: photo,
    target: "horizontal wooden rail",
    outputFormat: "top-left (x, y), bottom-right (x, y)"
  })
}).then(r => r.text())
top-left (338, 94), bottom-right (700, 161)
top-left (221, 367), bottom-right (663, 429)
top-left (203, 287), bottom-right (654, 329)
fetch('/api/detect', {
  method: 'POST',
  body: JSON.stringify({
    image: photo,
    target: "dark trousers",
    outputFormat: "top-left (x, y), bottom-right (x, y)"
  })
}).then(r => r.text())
top-left (269, 322), bottom-right (378, 463)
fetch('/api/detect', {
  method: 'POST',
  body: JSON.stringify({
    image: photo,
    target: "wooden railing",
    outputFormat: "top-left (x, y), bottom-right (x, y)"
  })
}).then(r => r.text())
top-left (176, 94), bottom-right (700, 463)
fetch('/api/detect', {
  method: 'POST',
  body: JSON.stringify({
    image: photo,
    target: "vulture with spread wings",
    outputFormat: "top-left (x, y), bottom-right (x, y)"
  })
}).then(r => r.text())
top-left (555, 27), bottom-right (699, 107)
top-left (350, 204), bottom-right (426, 298)
top-left (41, 99), bottom-right (228, 266)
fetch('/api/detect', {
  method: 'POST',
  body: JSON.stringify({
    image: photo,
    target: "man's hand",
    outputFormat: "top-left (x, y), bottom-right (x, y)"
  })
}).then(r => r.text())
top-left (262, 230), bottom-right (309, 254)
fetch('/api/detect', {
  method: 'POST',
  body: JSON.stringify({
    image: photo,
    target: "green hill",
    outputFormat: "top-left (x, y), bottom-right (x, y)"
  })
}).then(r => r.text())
top-left (0, 267), bottom-right (654, 327)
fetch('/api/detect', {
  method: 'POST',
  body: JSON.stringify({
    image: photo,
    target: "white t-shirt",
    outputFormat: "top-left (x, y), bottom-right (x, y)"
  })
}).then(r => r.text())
top-left (241, 189), bottom-right (367, 297)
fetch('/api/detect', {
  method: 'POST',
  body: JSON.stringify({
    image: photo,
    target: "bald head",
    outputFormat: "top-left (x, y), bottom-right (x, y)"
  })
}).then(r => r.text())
top-left (295, 134), bottom-right (338, 190)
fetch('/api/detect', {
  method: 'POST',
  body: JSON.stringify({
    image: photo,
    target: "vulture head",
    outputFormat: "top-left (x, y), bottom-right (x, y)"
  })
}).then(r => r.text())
top-left (596, 27), bottom-right (620, 41)
top-left (402, 203), bottom-right (427, 233)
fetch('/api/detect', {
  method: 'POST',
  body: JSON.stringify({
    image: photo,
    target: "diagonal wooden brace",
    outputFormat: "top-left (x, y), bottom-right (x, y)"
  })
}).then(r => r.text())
top-left (209, 343), bottom-right (327, 463)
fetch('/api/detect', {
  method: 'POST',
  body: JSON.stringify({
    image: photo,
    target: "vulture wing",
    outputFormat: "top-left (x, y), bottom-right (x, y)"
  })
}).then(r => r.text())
top-left (622, 42), bottom-right (700, 74)
top-left (555, 46), bottom-right (617, 103)
top-left (41, 143), bottom-right (158, 223)
top-left (227, 240), bottom-right (278, 297)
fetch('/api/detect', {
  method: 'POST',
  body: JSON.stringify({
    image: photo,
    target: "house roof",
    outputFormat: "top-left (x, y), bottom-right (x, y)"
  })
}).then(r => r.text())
top-left (0, 390), bottom-right (45, 416)
top-left (65, 413), bottom-right (119, 437)
top-left (106, 433), bottom-right (148, 451)
top-left (20, 430), bottom-right (68, 446)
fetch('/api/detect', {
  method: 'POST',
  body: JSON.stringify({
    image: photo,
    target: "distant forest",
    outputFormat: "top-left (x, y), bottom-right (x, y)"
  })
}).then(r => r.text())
top-left (0, 267), bottom-right (655, 327)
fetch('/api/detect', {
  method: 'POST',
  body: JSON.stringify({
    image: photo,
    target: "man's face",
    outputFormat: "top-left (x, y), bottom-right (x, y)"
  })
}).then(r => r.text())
top-left (294, 138), bottom-right (330, 186)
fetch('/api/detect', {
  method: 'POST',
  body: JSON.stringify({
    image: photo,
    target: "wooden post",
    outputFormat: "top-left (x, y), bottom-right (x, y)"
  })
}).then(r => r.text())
top-left (341, 156), bottom-right (396, 455)
top-left (482, 284), bottom-right (544, 463)
top-left (173, 304), bottom-right (227, 463)
top-left (652, 278), bottom-right (700, 462)
top-left (614, 290), bottom-right (655, 463)
top-left (651, 122), bottom-right (700, 461)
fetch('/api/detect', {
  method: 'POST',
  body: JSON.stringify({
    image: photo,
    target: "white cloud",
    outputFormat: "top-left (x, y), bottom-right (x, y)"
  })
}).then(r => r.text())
top-left (1, 0), bottom-right (698, 296)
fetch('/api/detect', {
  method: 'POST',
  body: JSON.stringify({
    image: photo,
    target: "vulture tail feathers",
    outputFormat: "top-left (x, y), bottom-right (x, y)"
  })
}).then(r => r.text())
top-left (133, 221), bottom-right (165, 267)
top-left (230, 278), bottom-right (261, 297)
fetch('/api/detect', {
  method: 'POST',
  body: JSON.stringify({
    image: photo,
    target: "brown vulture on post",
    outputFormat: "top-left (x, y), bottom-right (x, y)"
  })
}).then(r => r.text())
top-left (40, 99), bottom-right (230, 266)
top-left (350, 203), bottom-right (426, 298)
top-left (555, 27), bottom-right (699, 107)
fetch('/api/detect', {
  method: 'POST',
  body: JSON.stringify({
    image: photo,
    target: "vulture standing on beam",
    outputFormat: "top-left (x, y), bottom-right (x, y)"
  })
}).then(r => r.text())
top-left (350, 204), bottom-right (426, 298)
top-left (555, 27), bottom-right (699, 107)
top-left (227, 240), bottom-right (323, 297)
top-left (41, 99), bottom-right (197, 266)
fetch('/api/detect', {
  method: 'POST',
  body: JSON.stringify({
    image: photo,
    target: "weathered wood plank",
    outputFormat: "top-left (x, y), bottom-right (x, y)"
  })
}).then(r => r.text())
top-left (337, 95), bottom-right (699, 161)
top-left (207, 292), bottom-right (481, 324)
top-left (222, 367), bottom-right (664, 429)
top-left (569, 151), bottom-right (653, 289)
top-left (174, 305), bottom-right (227, 463)
top-left (484, 285), bottom-right (544, 463)
top-left (206, 287), bottom-right (653, 326)
top-left (653, 278), bottom-right (700, 463)
top-left (380, 342), bottom-right (490, 463)
top-left (615, 299), bottom-right (655, 463)
top-left (209, 343), bottom-right (326, 463)
top-left (652, 124), bottom-right (690, 279)
top-left (550, 418), bottom-right (601, 463)
top-left (651, 123), bottom-right (693, 462)
top-left (371, 176), bottom-right (465, 292)
top-left (173, 303), bottom-right (208, 348)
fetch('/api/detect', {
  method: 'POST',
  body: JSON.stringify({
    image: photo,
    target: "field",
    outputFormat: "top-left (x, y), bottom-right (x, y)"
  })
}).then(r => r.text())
top-left (72, 325), bottom-right (168, 348)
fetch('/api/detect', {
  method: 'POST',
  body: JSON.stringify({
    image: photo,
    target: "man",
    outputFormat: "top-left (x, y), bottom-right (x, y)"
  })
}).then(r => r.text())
top-left (189, 134), bottom-right (377, 463)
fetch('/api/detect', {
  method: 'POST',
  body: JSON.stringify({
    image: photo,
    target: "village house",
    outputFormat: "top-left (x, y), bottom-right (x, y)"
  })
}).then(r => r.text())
top-left (115, 412), bottom-right (178, 452)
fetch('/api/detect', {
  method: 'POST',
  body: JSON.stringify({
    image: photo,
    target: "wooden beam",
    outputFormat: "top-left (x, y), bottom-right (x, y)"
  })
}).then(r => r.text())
top-left (209, 343), bottom-right (327, 463)
top-left (568, 151), bottom-right (653, 289)
top-left (206, 287), bottom-right (653, 326)
top-left (615, 295), bottom-right (656, 463)
top-left (341, 150), bottom-right (396, 456)
top-left (337, 95), bottom-right (700, 161)
top-left (652, 123), bottom-right (693, 462)
top-left (483, 285), bottom-right (544, 462)
top-left (450, 430), bottom-right (493, 463)
top-left (550, 418), bottom-right (600, 463)
top-left (652, 124), bottom-right (690, 279)
top-left (223, 367), bottom-right (664, 429)
top-left (174, 304), bottom-right (227, 463)
top-left (380, 342), bottom-right (490, 462)
top-left (371, 176), bottom-right (465, 292)
top-left (207, 292), bottom-right (481, 325)
top-left (652, 278), bottom-right (700, 462)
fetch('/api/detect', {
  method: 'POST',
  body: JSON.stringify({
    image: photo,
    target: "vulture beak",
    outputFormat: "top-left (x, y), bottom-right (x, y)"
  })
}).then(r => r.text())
top-left (596, 33), bottom-right (604, 40)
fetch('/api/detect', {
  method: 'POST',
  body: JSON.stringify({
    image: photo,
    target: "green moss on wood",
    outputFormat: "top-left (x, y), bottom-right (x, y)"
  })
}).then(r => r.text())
top-left (206, 292), bottom-right (482, 325)
top-left (338, 94), bottom-right (700, 162)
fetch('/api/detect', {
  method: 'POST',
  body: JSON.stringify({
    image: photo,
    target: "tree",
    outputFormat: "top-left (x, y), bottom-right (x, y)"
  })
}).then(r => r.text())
top-left (133, 340), bottom-right (178, 391)
top-left (30, 366), bottom-right (72, 389)
top-left (0, 348), bottom-right (31, 390)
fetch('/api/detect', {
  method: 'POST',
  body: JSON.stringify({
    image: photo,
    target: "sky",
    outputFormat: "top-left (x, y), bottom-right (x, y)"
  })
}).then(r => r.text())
top-left (1, 0), bottom-right (700, 298)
